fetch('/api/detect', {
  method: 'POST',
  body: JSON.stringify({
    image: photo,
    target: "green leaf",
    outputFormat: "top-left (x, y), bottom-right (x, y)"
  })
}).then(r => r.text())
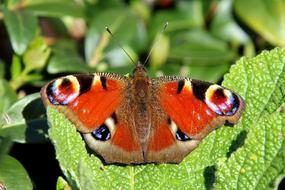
top-left (0, 137), bottom-right (12, 163)
top-left (0, 155), bottom-right (32, 190)
top-left (6, 0), bottom-right (22, 9)
top-left (0, 93), bottom-right (48, 143)
top-left (0, 79), bottom-right (17, 116)
top-left (85, 8), bottom-right (144, 67)
top-left (56, 176), bottom-right (71, 190)
top-left (234, 0), bottom-right (285, 46)
top-left (3, 8), bottom-right (37, 55)
top-left (188, 63), bottom-right (230, 83)
top-left (169, 29), bottom-right (234, 65)
top-left (0, 60), bottom-right (5, 78)
top-left (149, 0), bottom-right (204, 37)
top-left (213, 47), bottom-right (285, 189)
top-left (210, 0), bottom-right (255, 57)
top-left (25, 0), bottom-right (84, 18)
top-left (48, 40), bottom-right (90, 74)
top-left (149, 34), bottom-right (170, 70)
top-left (47, 48), bottom-right (285, 189)
top-left (23, 37), bottom-right (51, 72)
top-left (211, 0), bottom-right (249, 44)
top-left (222, 48), bottom-right (285, 128)
top-left (169, 29), bottom-right (234, 82)
top-left (214, 113), bottom-right (285, 189)
top-left (10, 55), bottom-right (22, 80)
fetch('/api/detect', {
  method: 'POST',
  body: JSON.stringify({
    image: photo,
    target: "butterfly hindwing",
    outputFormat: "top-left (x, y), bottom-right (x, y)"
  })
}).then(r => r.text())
top-left (144, 77), bottom-right (245, 163)
top-left (83, 114), bottom-right (144, 163)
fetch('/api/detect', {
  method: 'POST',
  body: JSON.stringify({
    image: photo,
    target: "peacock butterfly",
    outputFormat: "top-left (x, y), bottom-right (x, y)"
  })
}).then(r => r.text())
top-left (41, 24), bottom-right (244, 164)
top-left (41, 60), bottom-right (245, 164)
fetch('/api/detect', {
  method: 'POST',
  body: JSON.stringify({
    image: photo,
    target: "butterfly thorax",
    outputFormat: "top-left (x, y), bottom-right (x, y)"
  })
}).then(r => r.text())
top-left (132, 62), bottom-right (150, 102)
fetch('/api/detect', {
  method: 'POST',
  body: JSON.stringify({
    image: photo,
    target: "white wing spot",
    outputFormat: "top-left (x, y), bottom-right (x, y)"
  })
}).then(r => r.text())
top-left (170, 119), bottom-right (178, 134)
top-left (184, 79), bottom-right (192, 91)
top-left (104, 117), bottom-right (116, 134)
top-left (92, 75), bottom-right (101, 86)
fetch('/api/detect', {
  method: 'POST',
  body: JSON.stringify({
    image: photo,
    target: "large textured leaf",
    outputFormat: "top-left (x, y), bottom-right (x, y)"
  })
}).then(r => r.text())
top-left (48, 48), bottom-right (285, 189)
top-left (214, 113), bottom-right (285, 189)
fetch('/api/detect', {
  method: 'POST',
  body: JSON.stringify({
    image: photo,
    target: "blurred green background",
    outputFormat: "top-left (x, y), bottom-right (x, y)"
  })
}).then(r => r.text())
top-left (0, 0), bottom-right (284, 189)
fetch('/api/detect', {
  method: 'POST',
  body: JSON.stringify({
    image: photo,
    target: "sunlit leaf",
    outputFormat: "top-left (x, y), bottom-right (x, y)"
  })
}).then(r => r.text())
top-left (85, 9), bottom-right (144, 66)
top-left (10, 55), bottom-right (22, 81)
top-left (210, 0), bottom-right (255, 57)
top-left (0, 155), bottom-right (32, 190)
top-left (25, 0), bottom-right (84, 18)
top-left (3, 8), bottom-right (37, 55)
top-left (0, 93), bottom-right (48, 143)
top-left (56, 176), bottom-right (71, 190)
top-left (0, 79), bottom-right (17, 116)
top-left (23, 37), bottom-right (51, 72)
top-left (234, 0), bottom-right (285, 46)
top-left (150, 34), bottom-right (170, 70)
top-left (48, 40), bottom-right (90, 74)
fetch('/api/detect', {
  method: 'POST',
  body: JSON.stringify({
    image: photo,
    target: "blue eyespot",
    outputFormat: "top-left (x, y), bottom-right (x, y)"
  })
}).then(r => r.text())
top-left (91, 124), bottom-right (111, 141)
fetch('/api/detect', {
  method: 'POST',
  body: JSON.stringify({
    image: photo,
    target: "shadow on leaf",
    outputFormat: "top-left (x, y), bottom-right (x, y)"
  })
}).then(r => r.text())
top-left (226, 130), bottom-right (247, 158)
top-left (204, 165), bottom-right (216, 190)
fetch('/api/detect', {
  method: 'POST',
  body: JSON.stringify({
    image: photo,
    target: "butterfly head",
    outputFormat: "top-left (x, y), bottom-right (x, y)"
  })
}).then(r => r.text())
top-left (133, 61), bottom-right (148, 79)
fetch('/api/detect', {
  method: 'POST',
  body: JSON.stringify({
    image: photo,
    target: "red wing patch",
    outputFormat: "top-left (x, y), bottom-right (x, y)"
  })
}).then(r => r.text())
top-left (111, 122), bottom-right (141, 152)
top-left (160, 81), bottom-right (216, 136)
top-left (69, 79), bottom-right (123, 130)
top-left (41, 74), bottom-right (127, 132)
top-left (147, 122), bottom-right (176, 151)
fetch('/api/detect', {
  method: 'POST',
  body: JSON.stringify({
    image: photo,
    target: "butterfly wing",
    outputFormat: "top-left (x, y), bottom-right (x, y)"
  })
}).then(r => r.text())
top-left (145, 77), bottom-right (245, 163)
top-left (41, 73), bottom-right (144, 163)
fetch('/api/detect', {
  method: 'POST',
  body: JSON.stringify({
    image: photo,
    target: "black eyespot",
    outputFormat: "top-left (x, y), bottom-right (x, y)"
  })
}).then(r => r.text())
top-left (167, 117), bottom-right (171, 124)
top-left (100, 76), bottom-right (107, 90)
top-left (224, 93), bottom-right (240, 116)
top-left (176, 129), bottom-right (192, 141)
top-left (214, 88), bottom-right (225, 98)
top-left (111, 113), bottom-right (118, 124)
top-left (91, 124), bottom-right (111, 141)
top-left (61, 78), bottom-right (72, 88)
top-left (76, 74), bottom-right (94, 95)
top-left (177, 80), bottom-right (185, 94)
top-left (47, 83), bottom-right (60, 105)
top-left (192, 80), bottom-right (212, 101)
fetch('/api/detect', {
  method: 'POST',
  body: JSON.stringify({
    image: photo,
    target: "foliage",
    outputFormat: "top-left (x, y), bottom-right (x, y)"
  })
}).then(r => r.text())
top-left (0, 0), bottom-right (284, 189)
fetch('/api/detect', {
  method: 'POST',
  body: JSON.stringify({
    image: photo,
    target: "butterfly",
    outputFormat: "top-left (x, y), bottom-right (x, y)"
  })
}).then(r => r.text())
top-left (41, 60), bottom-right (245, 164)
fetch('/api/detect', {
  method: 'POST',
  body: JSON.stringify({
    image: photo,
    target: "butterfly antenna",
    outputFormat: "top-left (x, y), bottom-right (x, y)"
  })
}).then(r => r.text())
top-left (105, 27), bottom-right (136, 65)
top-left (143, 22), bottom-right (168, 66)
